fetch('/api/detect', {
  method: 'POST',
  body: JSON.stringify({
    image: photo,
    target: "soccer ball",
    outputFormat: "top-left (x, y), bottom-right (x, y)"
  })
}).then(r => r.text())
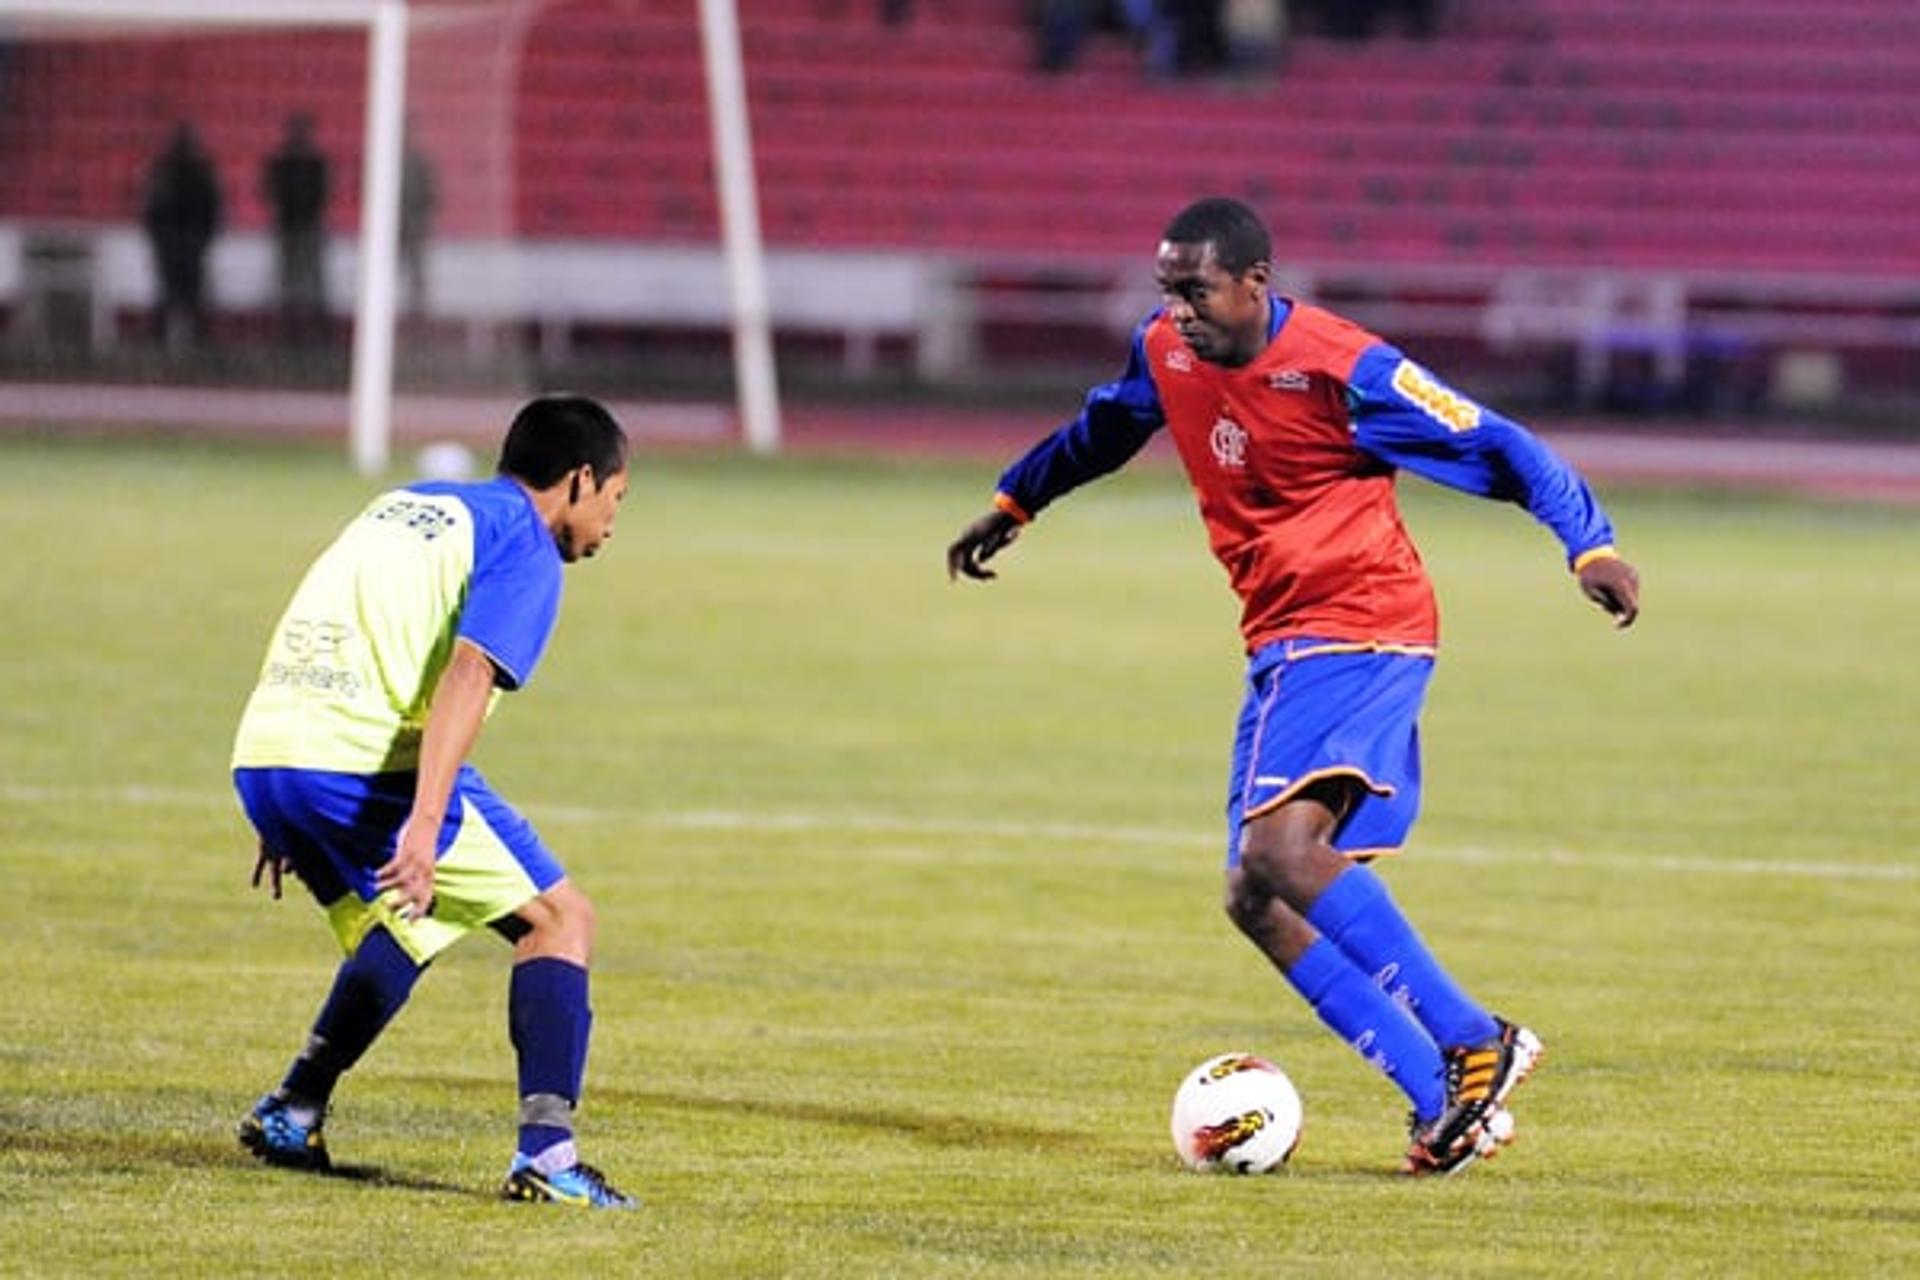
top-left (1170, 1052), bottom-right (1303, 1174)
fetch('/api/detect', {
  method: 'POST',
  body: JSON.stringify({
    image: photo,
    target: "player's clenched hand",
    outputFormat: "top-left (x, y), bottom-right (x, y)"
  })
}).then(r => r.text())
top-left (1578, 555), bottom-right (1640, 628)
top-left (947, 509), bottom-right (1022, 582)
top-left (376, 819), bottom-right (438, 919)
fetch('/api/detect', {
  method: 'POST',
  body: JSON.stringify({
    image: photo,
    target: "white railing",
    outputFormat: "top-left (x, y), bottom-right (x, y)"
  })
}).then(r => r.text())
top-left (5, 222), bottom-right (1916, 403)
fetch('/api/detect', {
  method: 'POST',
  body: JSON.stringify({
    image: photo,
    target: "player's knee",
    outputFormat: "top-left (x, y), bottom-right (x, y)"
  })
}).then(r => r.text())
top-left (1239, 819), bottom-right (1343, 914)
top-left (516, 879), bottom-right (596, 964)
top-left (557, 887), bottom-right (596, 939)
top-left (555, 885), bottom-right (597, 952)
top-left (1222, 866), bottom-right (1270, 937)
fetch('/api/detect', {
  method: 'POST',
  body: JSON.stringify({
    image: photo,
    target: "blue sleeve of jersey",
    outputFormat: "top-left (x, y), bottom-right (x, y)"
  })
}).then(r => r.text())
top-left (457, 499), bottom-right (562, 691)
top-left (995, 319), bottom-right (1166, 518)
top-left (1347, 343), bottom-right (1616, 564)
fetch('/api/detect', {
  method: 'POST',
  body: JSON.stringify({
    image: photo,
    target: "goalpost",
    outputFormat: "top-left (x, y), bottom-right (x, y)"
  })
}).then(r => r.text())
top-left (0, 0), bottom-right (409, 471)
top-left (0, 0), bottom-right (780, 469)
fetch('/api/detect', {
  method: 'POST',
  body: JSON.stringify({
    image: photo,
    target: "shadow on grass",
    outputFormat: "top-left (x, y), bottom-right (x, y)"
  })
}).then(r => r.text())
top-left (303, 1161), bottom-right (478, 1197)
top-left (626, 1086), bottom-right (1094, 1154)
top-left (390, 1072), bottom-right (1401, 1177)
top-left (392, 1071), bottom-right (1102, 1156)
top-left (4, 1090), bottom-right (1400, 1186)
top-left (5, 1125), bottom-right (480, 1200)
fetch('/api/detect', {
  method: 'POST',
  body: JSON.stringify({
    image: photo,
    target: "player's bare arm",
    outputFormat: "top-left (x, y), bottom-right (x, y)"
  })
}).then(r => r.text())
top-left (376, 638), bottom-right (498, 916)
top-left (946, 508), bottom-right (1023, 582)
top-left (1577, 554), bottom-right (1640, 628)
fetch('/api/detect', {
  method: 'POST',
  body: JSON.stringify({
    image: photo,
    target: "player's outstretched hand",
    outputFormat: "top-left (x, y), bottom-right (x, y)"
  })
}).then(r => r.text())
top-left (1579, 555), bottom-right (1640, 628)
top-left (251, 840), bottom-right (293, 900)
top-left (376, 819), bottom-right (438, 920)
top-left (947, 509), bottom-right (1022, 582)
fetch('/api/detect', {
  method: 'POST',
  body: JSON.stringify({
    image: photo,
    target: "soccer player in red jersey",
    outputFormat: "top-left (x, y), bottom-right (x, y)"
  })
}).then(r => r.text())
top-left (948, 197), bottom-right (1639, 1176)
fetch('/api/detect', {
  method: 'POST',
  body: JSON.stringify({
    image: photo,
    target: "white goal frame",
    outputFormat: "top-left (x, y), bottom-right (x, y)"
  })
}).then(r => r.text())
top-left (0, 0), bottom-right (411, 471)
top-left (0, 0), bottom-right (781, 468)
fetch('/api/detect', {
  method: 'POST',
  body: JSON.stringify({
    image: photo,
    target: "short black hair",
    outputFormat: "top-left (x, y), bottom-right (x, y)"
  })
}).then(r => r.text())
top-left (497, 394), bottom-right (628, 488)
top-left (1163, 197), bottom-right (1272, 276)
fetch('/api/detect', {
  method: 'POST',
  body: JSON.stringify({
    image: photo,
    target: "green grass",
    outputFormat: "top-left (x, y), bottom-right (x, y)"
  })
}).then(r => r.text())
top-left (1, 436), bottom-right (1915, 1277)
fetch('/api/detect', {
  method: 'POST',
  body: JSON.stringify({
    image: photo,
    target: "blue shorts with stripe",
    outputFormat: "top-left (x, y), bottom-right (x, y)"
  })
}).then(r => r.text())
top-left (233, 764), bottom-right (564, 963)
top-left (1224, 639), bottom-right (1434, 867)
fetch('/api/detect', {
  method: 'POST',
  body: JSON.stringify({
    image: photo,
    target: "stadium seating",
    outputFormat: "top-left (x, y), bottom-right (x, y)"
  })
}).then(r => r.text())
top-left (1, 0), bottom-right (1915, 277)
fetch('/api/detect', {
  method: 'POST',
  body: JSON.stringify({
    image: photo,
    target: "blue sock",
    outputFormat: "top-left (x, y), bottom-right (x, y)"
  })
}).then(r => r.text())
top-left (1286, 936), bottom-right (1447, 1121)
top-left (509, 957), bottom-right (593, 1162)
top-left (281, 927), bottom-right (422, 1108)
top-left (1305, 864), bottom-right (1500, 1050)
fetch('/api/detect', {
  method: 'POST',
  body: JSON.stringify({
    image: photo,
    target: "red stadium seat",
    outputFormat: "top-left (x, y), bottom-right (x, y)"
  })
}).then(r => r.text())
top-left (2, 0), bottom-right (1915, 273)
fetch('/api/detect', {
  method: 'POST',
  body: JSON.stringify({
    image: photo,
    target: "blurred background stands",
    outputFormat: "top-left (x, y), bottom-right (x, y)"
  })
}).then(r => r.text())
top-left (0, 0), bottom-right (1914, 425)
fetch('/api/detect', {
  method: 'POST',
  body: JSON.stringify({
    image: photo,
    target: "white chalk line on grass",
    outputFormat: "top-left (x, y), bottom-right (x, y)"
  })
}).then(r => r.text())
top-left (6, 780), bottom-right (1913, 884)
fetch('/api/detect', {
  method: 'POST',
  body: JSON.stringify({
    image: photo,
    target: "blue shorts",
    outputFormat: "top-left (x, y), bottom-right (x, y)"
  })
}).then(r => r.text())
top-left (1224, 639), bottom-right (1434, 867)
top-left (233, 764), bottom-right (565, 963)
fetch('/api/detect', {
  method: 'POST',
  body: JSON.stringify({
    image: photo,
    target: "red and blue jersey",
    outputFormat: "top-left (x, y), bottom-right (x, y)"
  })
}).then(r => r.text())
top-left (993, 299), bottom-right (1617, 651)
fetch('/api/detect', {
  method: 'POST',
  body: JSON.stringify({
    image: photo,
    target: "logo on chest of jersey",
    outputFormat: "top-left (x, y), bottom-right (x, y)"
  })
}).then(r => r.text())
top-left (1165, 347), bottom-right (1194, 374)
top-left (1209, 415), bottom-right (1249, 468)
top-left (1267, 369), bottom-right (1311, 392)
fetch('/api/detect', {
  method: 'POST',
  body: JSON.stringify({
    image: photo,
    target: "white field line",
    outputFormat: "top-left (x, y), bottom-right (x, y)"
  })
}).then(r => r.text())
top-left (5, 781), bottom-right (1914, 884)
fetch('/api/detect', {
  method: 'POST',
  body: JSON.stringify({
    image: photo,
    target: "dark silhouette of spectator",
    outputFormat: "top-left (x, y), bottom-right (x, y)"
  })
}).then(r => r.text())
top-left (1166, 0), bottom-right (1227, 74)
top-left (1121, 0), bottom-right (1226, 78)
top-left (261, 112), bottom-right (331, 346)
top-left (1031, 0), bottom-right (1093, 72)
top-left (400, 129), bottom-right (438, 318)
top-left (1395, 0), bottom-right (1442, 39)
top-left (1029, 0), bottom-right (1227, 79)
top-left (1115, 0), bottom-right (1179, 76)
top-left (1310, 0), bottom-right (1441, 41)
top-left (141, 122), bottom-right (223, 352)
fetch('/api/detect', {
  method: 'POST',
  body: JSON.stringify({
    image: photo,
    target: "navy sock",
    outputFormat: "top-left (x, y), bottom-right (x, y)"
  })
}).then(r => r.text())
top-left (509, 957), bottom-right (593, 1161)
top-left (1286, 936), bottom-right (1447, 1121)
top-left (1305, 864), bottom-right (1500, 1050)
top-left (281, 927), bottom-right (422, 1107)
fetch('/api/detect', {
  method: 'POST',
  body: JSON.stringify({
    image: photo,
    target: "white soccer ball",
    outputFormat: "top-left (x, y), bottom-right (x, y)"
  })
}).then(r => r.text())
top-left (1170, 1052), bottom-right (1304, 1174)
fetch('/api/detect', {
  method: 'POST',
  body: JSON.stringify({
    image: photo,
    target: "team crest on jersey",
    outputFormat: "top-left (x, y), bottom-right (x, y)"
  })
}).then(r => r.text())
top-left (1267, 369), bottom-right (1311, 392)
top-left (1165, 347), bottom-right (1194, 373)
top-left (1209, 415), bottom-right (1249, 468)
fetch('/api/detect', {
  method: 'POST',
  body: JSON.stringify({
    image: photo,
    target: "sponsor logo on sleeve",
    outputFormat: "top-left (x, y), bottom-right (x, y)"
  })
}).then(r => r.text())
top-left (1267, 369), bottom-right (1311, 392)
top-left (1390, 360), bottom-right (1481, 433)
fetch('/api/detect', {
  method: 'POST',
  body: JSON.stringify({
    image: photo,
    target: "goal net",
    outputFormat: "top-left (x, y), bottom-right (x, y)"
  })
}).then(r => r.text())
top-left (0, 0), bottom-right (729, 470)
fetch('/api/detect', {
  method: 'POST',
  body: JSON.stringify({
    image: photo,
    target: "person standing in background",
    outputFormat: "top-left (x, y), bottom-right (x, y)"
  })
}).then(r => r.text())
top-left (141, 122), bottom-right (223, 353)
top-left (400, 126), bottom-right (439, 319)
top-left (262, 112), bottom-right (331, 347)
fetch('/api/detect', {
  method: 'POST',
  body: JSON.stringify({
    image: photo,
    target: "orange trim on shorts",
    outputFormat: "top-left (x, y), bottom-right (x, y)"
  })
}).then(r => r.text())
top-left (1280, 639), bottom-right (1438, 662)
top-left (1337, 845), bottom-right (1403, 862)
top-left (1241, 765), bottom-right (1398, 827)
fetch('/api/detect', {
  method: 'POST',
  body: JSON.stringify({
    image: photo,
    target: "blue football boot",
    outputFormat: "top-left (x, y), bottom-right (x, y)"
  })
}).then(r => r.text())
top-left (237, 1094), bottom-right (331, 1172)
top-left (500, 1154), bottom-right (636, 1209)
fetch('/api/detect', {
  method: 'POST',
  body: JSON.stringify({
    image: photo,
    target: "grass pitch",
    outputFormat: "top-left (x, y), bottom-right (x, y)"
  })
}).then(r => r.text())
top-left (1, 436), bottom-right (1915, 1277)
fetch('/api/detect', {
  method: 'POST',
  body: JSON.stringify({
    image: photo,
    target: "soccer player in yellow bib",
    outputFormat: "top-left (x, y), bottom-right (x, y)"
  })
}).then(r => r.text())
top-left (231, 395), bottom-right (635, 1208)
